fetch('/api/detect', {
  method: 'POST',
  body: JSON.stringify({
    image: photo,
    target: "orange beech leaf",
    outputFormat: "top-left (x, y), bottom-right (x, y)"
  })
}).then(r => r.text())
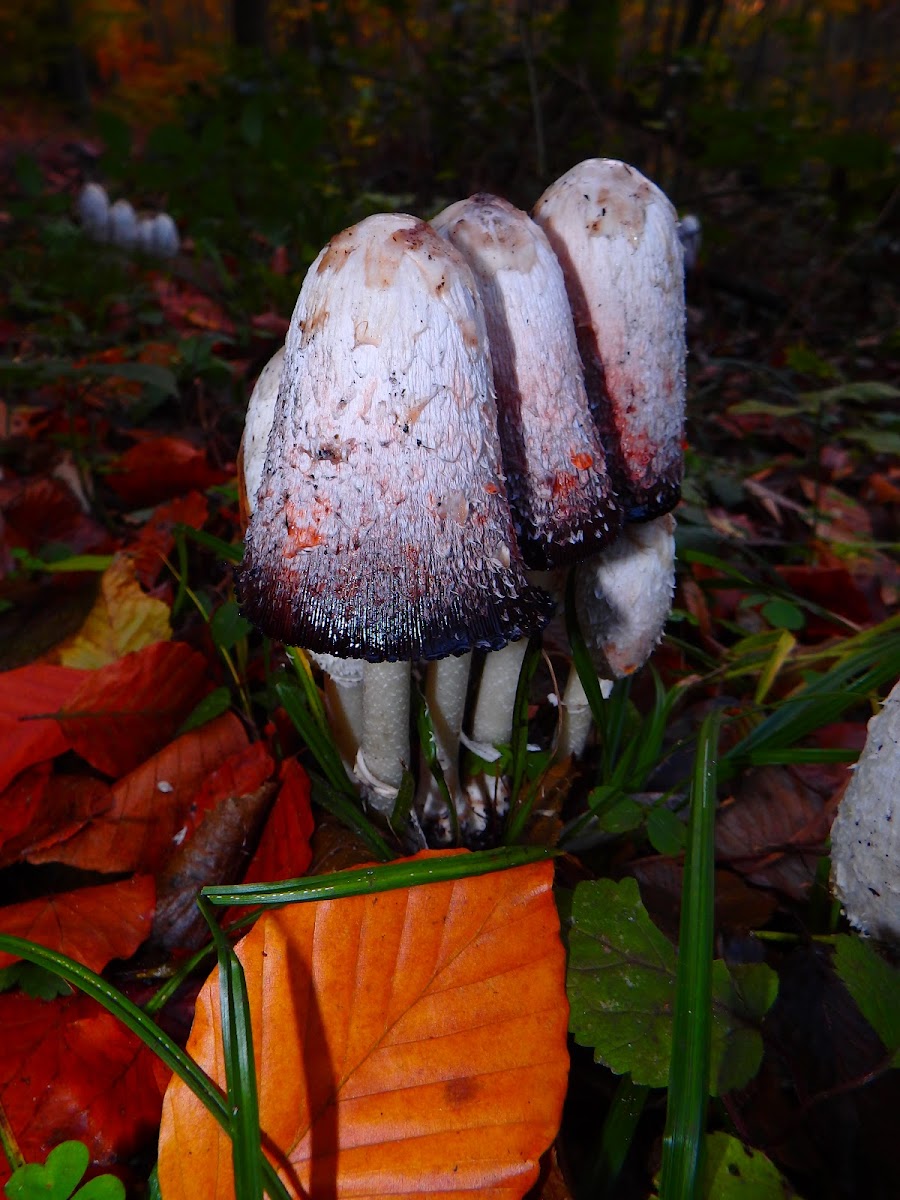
top-left (58, 641), bottom-right (210, 777)
top-left (0, 664), bottom-right (88, 793)
top-left (238, 756), bottom-right (314, 887)
top-left (0, 875), bottom-right (155, 972)
top-left (158, 852), bottom-right (569, 1200)
top-left (0, 770), bottom-right (110, 868)
top-left (0, 992), bottom-right (167, 1189)
top-left (56, 555), bottom-right (172, 669)
top-left (105, 436), bottom-right (230, 508)
top-left (35, 712), bottom-right (250, 874)
top-left (128, 492), bottom-right (209, 587)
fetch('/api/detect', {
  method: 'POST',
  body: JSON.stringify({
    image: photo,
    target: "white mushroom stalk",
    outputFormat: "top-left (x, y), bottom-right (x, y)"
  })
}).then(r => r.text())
top-left (533, 158), bottom-right (686, 522)
top-left (558, 514), bottom-right (677, 761)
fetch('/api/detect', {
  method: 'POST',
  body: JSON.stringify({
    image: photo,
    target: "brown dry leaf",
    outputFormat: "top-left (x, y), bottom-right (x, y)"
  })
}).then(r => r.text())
top-left (56, 555), bottom-right (171, 668)
top-left (715, 765), bottom-right (842, 900)
top-left (158, 852), bottom-right (569, 1200)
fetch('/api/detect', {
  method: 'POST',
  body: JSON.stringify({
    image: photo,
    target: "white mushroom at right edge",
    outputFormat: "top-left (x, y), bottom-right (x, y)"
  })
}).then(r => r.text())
top-left (830, 678), bottom-right (900, 944)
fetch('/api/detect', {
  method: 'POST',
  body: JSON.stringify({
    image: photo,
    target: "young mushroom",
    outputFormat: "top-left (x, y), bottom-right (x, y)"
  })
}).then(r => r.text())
top-left (533, 158), bottom-right (686, 522)
top-left (237, 212), bottom-right (554, 820)
top-left (431, 192), bottom-right (622, 816)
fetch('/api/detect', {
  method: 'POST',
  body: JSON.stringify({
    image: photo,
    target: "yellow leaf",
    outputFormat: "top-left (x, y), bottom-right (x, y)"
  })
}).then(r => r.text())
top-left (58, 555), bottom-right (171, 668)
top-left (158, 852), bottom-right (569, 1200)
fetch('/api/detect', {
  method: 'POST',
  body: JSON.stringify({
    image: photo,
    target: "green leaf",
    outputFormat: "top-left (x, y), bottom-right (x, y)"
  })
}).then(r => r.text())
top-left (647, 806), bottom-right (687, 856)
top-left (761, 599), bottom-right (805, 632)
top-left (832, 935), bottom-right (900, 1065)
top-left (702, 1132), bottom-right (795, 1197)
top-left (5, 1141), bottom-right (88, 1200)
top-left (176, 686), bottom-right (232, 735)
top-left (567, 878), bottom-right (776, 1094)
top-left (0, 962), bottom-right (72, 1000)
top-left (210, 600), bottom-right (253, 650)
top-left (72, 1176), bottom-right (126, 1200)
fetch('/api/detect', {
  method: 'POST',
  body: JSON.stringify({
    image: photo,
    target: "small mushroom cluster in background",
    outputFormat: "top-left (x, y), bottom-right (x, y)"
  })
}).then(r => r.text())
top-left (76, 182), bottom-right (180, 258)
top-left (237, 158), bottom-right (687, 847)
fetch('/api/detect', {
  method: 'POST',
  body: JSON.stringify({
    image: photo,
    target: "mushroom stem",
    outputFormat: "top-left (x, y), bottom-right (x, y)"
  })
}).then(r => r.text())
top-left (307, 651), bottom-right (365, 770)
top-left (420, 653), bottom-right (472, 824)
top-left (469, 638), bottom-right (530, 753)
top-left (355, 660), bottom-right (412, 816)
top-left (557, 666), bottom-right (613, 762)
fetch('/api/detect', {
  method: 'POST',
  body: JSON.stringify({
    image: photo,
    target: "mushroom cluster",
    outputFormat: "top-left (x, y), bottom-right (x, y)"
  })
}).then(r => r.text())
top-left (77, 182), bottom-right (180, 258)
top-left (237, 158), bottom-right (686, 846)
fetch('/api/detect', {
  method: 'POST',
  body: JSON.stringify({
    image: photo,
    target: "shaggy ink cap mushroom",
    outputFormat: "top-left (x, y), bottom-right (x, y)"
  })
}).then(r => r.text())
top-left (533, 159), bottom-right (686, 523)
top-left (432, 194), bottom-right (621, 569)
top-left (237, 213), bottom-right (554, 663)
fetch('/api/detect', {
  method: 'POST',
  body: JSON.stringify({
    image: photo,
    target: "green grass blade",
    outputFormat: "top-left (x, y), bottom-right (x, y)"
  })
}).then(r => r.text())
top-left (564, 568), bottom-right (609, 738)
top-left (276, 679), bottom-right (355, 798)
top-left (199, 898), bottom-right (263, 1200)
top-left (0, 936), bottom-right (292, 1200)
top-left (581, 1074), bottom-right (649, 1198)
top-left (309, 773), bottom-right (395, 861)
top-left (202, 844), bottom-right (558, 906)
top-left (659, 708), bottom-right (721, 1200)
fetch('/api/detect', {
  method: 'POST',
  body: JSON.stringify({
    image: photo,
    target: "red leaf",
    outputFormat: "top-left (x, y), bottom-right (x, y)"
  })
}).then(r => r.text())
top-left (0, 770), bottom-right (110, 868)
top-left (0, 992), bottom-right (167, 1189)
top-left (0, 665), bottom-right (87, 793)
top-left (58, 641), bottom-right (210, 777)
top-left (36, 713), bottom-right (250, 873)
top-left (0, 875), bottom-right (155, 972)
top-left (240, 756), bottom-right (313, 887)
top-left (128, 492), bottom-right (209, 587)
top-left (151, 279), bottom-right (237, 337)
top-left (106, 437), bottom-right (229, 508)
top-left (185, 741), bottom-right (275, 839)
top-left (776, 565), bottom-right (876, 639)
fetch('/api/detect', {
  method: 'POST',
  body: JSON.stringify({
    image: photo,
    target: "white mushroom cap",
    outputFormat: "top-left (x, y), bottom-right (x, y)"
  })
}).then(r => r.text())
top-left (533, 159), bottom-right (686, 522)
top-left (574, 513), bottom-right (676, 681)
top-left (239, 346), bottom-right (286, 523)
top-left (238, 213), bottom-right (553, 662)
top-left (77, 182), bottom-right (109, 240)
top-left (831, 679), bottom-right (900, 943)
top-left (432, 194), bottom-right (621, 569)
top-left (150, 212), bottom-right (180, 258)
top-left (108, 199), bottom-right (139, 251)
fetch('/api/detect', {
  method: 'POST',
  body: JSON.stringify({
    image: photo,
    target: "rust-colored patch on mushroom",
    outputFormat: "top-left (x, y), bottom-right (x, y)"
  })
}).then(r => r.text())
top-left (316, 227), bottom-right (357, 274)
top-left (570, 451), bottom-right (594, 471)
top-left (283, 499), bottom-right (325, 555)
top-left (588, 178), bottom-right (651, 240)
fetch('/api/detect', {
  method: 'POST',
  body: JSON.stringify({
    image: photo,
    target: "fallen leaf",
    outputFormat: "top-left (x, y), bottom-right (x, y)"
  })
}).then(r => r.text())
top-left (2, 773), bottom-right (111, 867)
top-left (151, 279), bottom-right (237, 337)
top-left (33, 713), bottom-right (250, 873)
top-left (629, 859), bottom-right (778, 938)
top-left (57, 641), bottom-right (211, 778)
top-left (183, 741), bottom-right (276, 841)
top-left (128, 492), bottom-right (209, 588)
top-left (715, 765), bottom-right (841, 899)
top-left (158, 852), bottom-right (569, 1200)
top-left (105, 437), bottom-right (229, 508)
top-left (0, 664), bottom-right (87, 793)
top-left (55, 555), bottom-right (171, 668)
top-left (0, 992), bottom-right (167, 1189)
top-left (0, 875), bottom-right (156, 973)
top-left (239, 756), bottom-right (314, 887)
top-left (153, 779), bottom-right (277, 953)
